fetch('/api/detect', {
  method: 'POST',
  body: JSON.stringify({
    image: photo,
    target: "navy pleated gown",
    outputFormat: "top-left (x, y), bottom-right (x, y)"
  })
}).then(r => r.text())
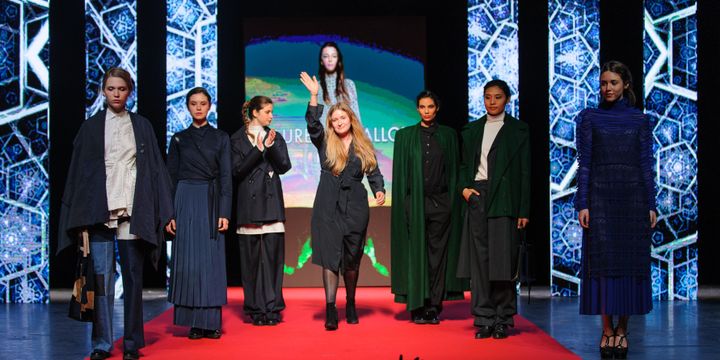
top-left (575, 99), bottom-right (656, 315)
top-left (167, 124), bottom-right (232, 330)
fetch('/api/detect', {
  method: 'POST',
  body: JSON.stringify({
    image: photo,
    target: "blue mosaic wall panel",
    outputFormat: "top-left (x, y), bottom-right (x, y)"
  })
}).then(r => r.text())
top-left (166, 0), bottom-right (217, 147)
top-left (644, 0), bottom-right (697, 300)
top-left (0, 0), bottom-right (50, 303)
top-left (548, 0), bottom-right (599, 297)
top-left (85, 0), bottom-right (137, 117)
top-left (468, 0), bottom-right (519, 120)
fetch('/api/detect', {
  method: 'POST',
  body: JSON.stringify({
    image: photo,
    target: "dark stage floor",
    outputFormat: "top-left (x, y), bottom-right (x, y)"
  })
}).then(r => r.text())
top-left (2, 287), bottom-right (718, 359)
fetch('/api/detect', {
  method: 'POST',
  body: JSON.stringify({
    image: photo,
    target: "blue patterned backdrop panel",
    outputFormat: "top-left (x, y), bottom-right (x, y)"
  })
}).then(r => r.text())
top-left (468, 0), bottom-right (519, 120)
top-left (548, 0), bottom-right (600, 297)
top-left (644, 0), bottom-right (697, 300)
top-left (0, 0), bottom-right (50, 303)
top-left (85, 0), bottom-right (137, 117)
top-left (166, 0), bottom-right (217, 147)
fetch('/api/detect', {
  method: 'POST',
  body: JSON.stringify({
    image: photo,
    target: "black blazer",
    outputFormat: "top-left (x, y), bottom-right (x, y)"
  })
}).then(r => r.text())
top-left (230, 126), bottom-right (291, 225)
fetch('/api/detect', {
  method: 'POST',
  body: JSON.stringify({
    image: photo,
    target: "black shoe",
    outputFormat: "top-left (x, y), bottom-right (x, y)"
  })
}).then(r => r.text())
top-left (265, 318), bottom-right (278, 326)
top-left (475, 325), bottom-right (493, 339)
top-left (599, 330), bottom-right (615, 359)
top-left (346, 299), bottom-right (359, 324)
top-left (188, 327), bottom-right (203, 340)
top-left (424, 309), bottom-right (440, 325)
top-left (411, 309), bottom-right (427, 324)
top-left (492, 324), bottom-right (508, 339)
top-left (90, 350), bottom-right (111, 360)
top-left (614, 333), bottom-right (629, 359)
top-left (204, 329), bottom-right (222, 339)
top-left (325, 302), bottom-right (338, 330)
top-left (252, 315), bottom-right (266, 326)
top-left (123, 350), bottom-right (140, 360)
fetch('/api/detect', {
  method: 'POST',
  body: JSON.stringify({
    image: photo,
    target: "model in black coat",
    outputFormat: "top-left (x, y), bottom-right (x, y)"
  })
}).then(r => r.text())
top-left (300, 71), bottom-right (385, 330)
top-left (231, 96), bottom-right (292, 326)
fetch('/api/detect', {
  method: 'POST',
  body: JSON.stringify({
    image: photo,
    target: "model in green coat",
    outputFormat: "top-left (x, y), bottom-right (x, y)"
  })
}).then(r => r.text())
top-left (391, 91), bottom-right (468, 324)
top-left (456, 80), bottom-right (530, 340)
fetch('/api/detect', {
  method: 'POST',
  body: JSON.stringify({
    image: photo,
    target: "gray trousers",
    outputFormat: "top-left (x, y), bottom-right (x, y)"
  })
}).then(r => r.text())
top-left (467, 181), bottom-right (517, 327)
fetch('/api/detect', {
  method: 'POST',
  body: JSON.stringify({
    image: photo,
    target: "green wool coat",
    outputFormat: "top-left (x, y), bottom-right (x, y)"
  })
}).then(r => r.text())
top-left (390, 123), bottom-right (469, 311)
top-left (457, 114), bottom-right (530, 219)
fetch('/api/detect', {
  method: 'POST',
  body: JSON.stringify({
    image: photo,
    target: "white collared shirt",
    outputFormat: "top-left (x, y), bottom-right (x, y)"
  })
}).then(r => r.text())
top-left (104, 109), bottom-right (137, 224)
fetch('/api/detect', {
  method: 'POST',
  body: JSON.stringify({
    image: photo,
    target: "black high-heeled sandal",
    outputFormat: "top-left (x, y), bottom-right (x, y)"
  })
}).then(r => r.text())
top-left (599, 331), bottom-right (614, 359)
top-left (614, 332), bottom-right (629, 359)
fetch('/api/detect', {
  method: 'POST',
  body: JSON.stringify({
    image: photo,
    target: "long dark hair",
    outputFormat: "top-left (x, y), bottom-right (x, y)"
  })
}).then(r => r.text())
top-left (318, 41), bottom-right (349, 105)
top-left (242, 95), bottom-right (273, 141)
top-left (600, 60), bottom-right (636, 106)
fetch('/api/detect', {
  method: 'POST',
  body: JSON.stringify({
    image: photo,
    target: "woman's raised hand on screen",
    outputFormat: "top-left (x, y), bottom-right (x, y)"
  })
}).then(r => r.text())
top-left (300, 72), bottom-right (319, 106)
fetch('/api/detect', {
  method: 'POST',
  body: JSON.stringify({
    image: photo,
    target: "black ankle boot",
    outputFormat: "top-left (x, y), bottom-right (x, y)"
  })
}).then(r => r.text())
top-left (346, 299), bottom-right (358, 324)
top-left (325, 302), bottom-right (338, 330)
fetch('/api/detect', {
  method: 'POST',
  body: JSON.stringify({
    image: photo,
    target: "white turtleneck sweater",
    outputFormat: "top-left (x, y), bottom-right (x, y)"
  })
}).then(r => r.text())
top-left (474, 112), bottom-right (505, 181)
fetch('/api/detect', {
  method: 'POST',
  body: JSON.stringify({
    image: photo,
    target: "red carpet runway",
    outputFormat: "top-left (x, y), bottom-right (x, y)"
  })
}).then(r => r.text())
top-left (97, 287), bottom-right (578, 359)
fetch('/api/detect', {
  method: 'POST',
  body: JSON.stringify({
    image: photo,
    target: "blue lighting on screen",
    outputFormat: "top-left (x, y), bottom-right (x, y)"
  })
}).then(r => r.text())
top-left (166, 0), bottom-right (217, 147)
top-left (85, 0), bottom-right (137, 117)
top-left (548, 0), bottom-right (600, 297)
top-left (468, 0), bottom-right (519, 120)
top-left (0, 0), bottom-right (50, 303)
top-left (644, 0), bottom-right (697, 300)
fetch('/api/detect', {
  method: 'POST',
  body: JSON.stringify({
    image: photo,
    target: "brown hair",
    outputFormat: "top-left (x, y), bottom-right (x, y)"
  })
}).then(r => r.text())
top-left (102, 67), bottom-right (135, 93)
top-left (324, 102), bottom-right (377, 175)
top-left (242, 95), bottom-right (273, 142)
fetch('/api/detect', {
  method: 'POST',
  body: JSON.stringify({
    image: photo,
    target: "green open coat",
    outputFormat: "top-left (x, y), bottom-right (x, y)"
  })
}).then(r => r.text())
top-left (456, 114), bottom-right (531, 280)
top-left (390, 123), bottom-right (468, 311)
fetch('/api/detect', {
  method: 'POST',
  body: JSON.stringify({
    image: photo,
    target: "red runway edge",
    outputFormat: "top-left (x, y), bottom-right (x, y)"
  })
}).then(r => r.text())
top-left (94, 287), bottom-right (578, 359)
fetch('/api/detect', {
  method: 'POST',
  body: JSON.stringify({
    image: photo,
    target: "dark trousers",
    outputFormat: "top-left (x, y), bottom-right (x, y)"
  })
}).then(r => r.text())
top-left (424, 192), bottom-right (451, 313)
top-left (467, 182), bottom-right (517, 327)
top-left (239, 232), bottom-right (286, 321)
top-left (89, 227), bottom-right (146, 352)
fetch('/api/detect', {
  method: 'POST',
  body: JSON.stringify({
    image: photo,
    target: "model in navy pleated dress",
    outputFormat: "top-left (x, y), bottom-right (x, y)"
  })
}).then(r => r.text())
top-left (166, 87), bottom-right (232, 340)
top-left (575, 61), bottom-right (657, 359)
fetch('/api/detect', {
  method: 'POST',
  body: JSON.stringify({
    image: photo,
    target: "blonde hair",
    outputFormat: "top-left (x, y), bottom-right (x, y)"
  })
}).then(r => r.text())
top-left (324, 102), bottom-right (377, 175)
top-left (242, 95), bottom-right (273, 142)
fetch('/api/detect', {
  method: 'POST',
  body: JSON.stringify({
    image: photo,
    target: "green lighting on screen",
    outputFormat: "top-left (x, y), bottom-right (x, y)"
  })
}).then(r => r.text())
top-left (283, 237), bottom-right (389, 277)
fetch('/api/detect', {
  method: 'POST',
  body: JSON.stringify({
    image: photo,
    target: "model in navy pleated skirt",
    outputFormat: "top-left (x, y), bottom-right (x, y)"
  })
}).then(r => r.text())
top-left (575, 61), bottom-right (657, 359)
top-left (166, 87), bottom-right (232, 340)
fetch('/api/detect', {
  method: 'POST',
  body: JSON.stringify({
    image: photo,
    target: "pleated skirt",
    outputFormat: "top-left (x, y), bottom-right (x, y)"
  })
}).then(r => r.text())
top-left (168, 180), bottom-right (227, 308)
top-left (580, 239), bottom-right (653, 316)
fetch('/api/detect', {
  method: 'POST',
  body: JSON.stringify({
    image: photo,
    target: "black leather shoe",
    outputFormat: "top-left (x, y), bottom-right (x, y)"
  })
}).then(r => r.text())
top-left (475, 325), bottom-right (493, 339)
top-left (204, 329), bottom-right (222, 339)
top-left (123, 350), bottom-right (140, 360)
top-left (325, 302), bottom-right (338, 330)
top-left (492, 324), bottom-right (508, 339)
top-left (411, 309), bottom-right (427, 324)
top-left (346, 300), bottom-right (359, 324)
top-left (90, 350), bottom-right (111, 360)
top-left (265, 318), bottom-right (278, 326)
top-left (252, 315), bottom-right (266, 326)
top-left (188, 327), bottom-right (204, 339)
top-left (424, 309), bottom-right (440, 325)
